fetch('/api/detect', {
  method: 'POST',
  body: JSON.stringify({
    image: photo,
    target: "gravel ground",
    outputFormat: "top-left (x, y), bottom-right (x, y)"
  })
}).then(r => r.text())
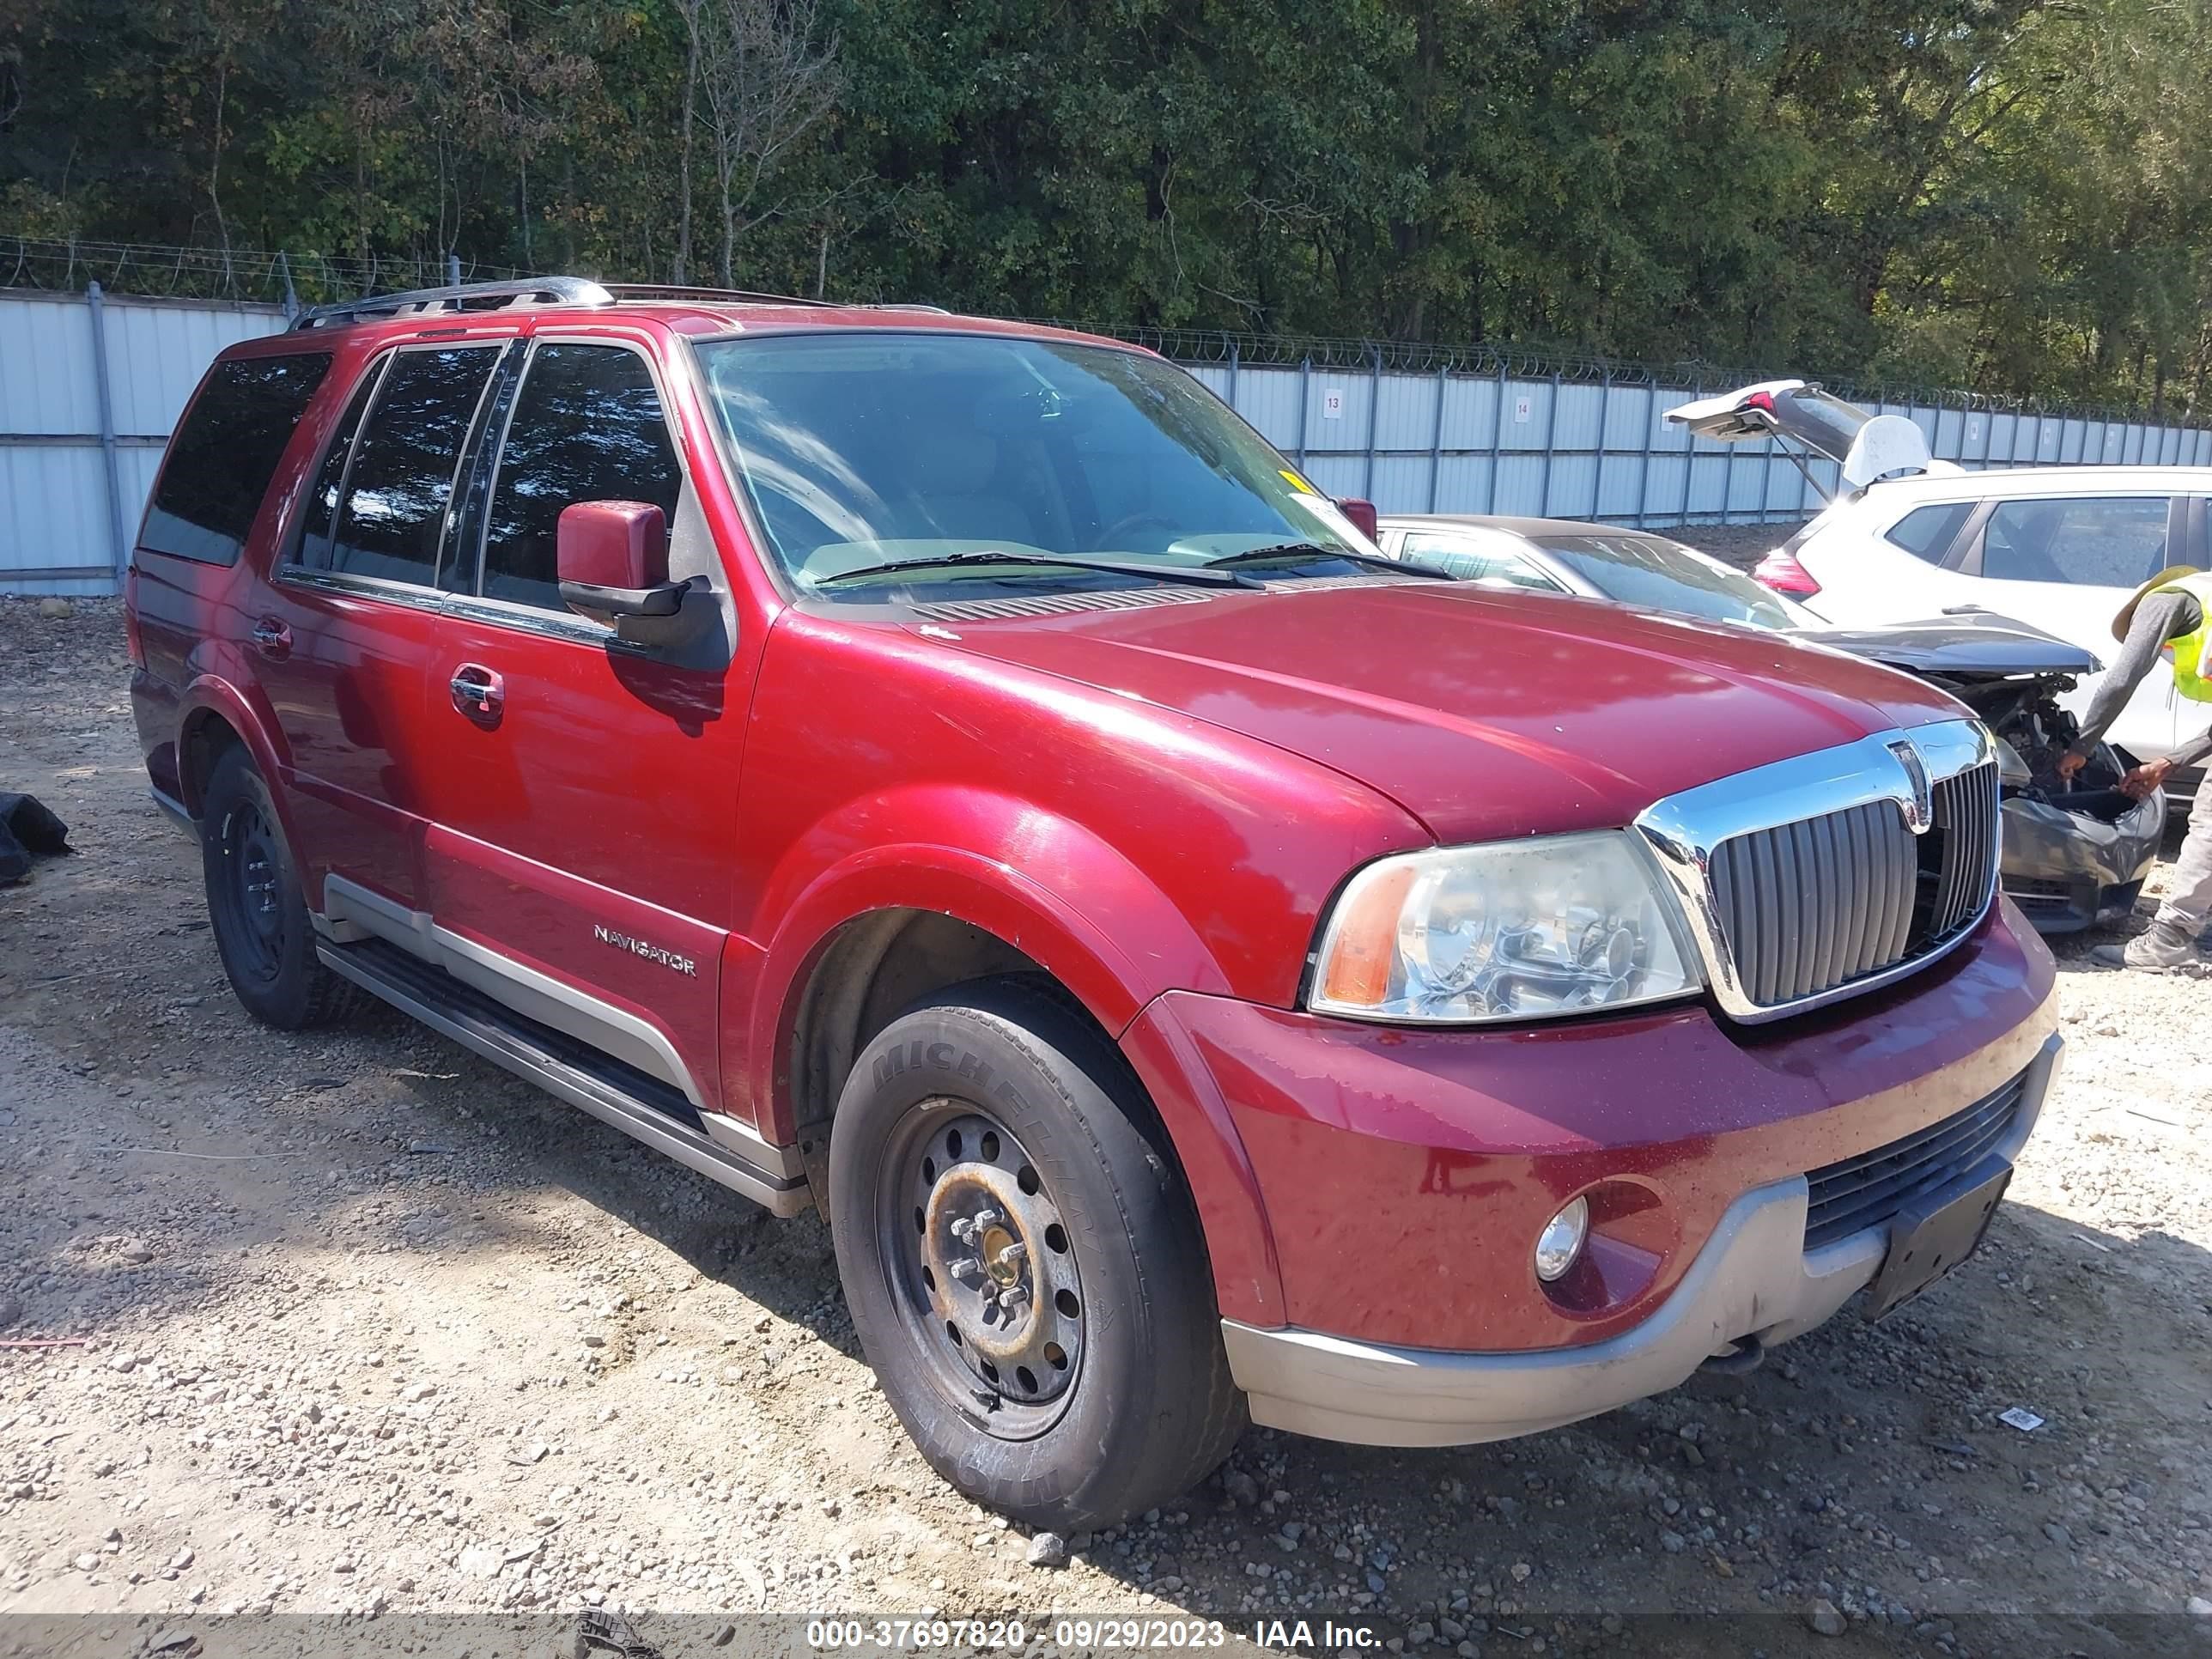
top-left (3, 595), bottom-right (2209, 1658)
top-left (1688, 522), bottom-right (1804, 570)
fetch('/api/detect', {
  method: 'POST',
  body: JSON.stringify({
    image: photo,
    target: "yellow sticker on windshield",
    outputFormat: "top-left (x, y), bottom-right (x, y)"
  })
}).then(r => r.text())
top-left (1279, 468), bottom-right (1318, 495)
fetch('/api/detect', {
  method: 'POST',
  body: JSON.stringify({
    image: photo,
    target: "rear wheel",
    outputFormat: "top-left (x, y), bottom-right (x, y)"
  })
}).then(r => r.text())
top-left (829, 977), bottom-right (1243, 1529)
top-left (201, 746), bottom-right (359, 1030)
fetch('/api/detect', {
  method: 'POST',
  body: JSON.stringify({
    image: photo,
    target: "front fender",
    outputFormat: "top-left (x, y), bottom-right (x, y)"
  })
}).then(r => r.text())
top-left (736, 787), bottom-right (1284, 1322)
top-left (744, 785), bottom-right (1236, 1093)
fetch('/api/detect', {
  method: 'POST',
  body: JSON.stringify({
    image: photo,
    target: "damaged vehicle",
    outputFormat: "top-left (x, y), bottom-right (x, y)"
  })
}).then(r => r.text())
top-left (1666, 379), bottom-right (2212, 804)
top-left (1378, 514), bottom-right (2164, 933)
top-left (131, 282), bottom-right (2065, 1530)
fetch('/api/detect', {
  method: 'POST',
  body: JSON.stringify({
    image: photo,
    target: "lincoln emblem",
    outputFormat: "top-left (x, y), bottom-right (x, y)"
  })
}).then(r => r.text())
top-left (1886, 738), bottom-right (1934, 835)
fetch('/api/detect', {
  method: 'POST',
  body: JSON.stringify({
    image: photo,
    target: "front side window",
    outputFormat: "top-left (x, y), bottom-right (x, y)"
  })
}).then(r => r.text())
top-left (1981, 496), bottom-right (2171, 587)
top-left (325, 346), bottom-right (501, 586)
top-left (479, 344), bottom-right (684, 609)
top-left (693, 332), bottom-right (1368, 592)
top-left (141, 353), bottom-right (331, 565)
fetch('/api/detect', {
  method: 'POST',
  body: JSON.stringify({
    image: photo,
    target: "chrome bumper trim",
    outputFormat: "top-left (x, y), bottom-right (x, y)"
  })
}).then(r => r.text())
top-left (1223, 1030), bottom-right (2059, 1448)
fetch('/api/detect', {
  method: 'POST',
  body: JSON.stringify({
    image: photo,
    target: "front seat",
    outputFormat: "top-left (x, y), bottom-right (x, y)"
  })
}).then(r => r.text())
top-left (897, 427), bottom-right (1037, 548)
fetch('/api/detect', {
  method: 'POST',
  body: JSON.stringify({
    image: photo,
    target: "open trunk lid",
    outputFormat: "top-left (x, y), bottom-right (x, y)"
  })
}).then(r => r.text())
top-left (1664, 379), bottom-right (1961, 492)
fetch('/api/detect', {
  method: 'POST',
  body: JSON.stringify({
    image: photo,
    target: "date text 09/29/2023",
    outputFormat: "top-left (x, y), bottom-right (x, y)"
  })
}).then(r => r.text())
top-left (803, 1618), bottom-right (1382, 1650)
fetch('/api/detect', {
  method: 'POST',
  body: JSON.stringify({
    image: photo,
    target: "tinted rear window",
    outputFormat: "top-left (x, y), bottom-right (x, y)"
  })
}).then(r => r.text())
top-left (139, 354), bottom-right (332, 565)
top-left (1883, 501), bottom-right (1972, 562)
top-left (323, 346), bottom-right (501, 586)
top-left (1533, 533), bottom-right (1798, 628)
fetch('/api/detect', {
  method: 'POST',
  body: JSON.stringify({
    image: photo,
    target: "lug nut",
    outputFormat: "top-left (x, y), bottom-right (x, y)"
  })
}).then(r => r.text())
top-left (949, 1208), bottom-right (1002, 1244)
top-left (947, 1256), bottom-right (983, 1282)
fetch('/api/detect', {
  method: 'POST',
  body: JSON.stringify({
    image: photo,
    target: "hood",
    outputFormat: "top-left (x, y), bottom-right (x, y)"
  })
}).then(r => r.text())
top-left (909, 580), bottom-right (1968, 844)
top-left (1790, 612), bottom-right (2101, 683)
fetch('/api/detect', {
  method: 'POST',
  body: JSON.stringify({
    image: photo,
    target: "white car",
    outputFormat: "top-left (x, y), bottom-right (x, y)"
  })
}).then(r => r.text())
top-left (1375, 512), bottom-right (2166, 933)
top-left (1669, 381), bottom-right (2212, 782)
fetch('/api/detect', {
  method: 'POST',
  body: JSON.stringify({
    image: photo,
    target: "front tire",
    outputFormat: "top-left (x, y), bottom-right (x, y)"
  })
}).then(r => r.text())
top-left (829, 977), bottom-right (1244, 1529)
top-left (200, 746), bottom-right (358, 1030)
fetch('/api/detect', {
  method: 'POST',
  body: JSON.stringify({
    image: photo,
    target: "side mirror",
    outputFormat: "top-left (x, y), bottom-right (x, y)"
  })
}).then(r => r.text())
top-left (557, 501), bottom-right (684, 618)
top-left (1334, 496), bottom-right (1380, 543)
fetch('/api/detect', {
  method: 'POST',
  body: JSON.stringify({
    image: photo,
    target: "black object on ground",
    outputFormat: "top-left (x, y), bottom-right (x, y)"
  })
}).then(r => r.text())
top-left (0, 793), bottom-right (72, 884)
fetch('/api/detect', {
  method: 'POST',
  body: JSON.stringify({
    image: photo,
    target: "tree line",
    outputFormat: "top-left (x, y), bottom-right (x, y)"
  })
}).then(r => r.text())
top-left (3, 0), bottom-right (2208, 415)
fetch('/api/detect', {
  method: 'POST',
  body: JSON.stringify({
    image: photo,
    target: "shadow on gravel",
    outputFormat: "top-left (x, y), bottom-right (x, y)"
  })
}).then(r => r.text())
top-left (9, 968), bottom-right (2203, 1658)
top-left (360, 1025), bottom-right (2212, 1657)
top-left (378, 1059), bottom-right (859, 1359)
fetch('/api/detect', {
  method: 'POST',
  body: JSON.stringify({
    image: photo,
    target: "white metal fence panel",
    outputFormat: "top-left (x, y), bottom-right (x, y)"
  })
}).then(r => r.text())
top-left (1201, 361), bottom-right (2212, 537)
top-left (0, 288), bottom-right (284, 595)
top-left (3, 286), bottom-right (2209, 596)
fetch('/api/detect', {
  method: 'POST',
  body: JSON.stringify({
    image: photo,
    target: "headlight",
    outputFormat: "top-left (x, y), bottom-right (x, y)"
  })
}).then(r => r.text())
top-left (1309, 831), bottom-right (1703, 1024)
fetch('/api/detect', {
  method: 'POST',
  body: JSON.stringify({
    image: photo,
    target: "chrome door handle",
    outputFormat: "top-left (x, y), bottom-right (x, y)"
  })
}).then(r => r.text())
top-left (250, 617), bottom-right (291, 659)
top-left (448, 663), bottom-right (506, 723)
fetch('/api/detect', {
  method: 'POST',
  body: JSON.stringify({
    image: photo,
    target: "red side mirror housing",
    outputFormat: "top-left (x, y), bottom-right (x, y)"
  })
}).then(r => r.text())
top-left (1335, 496), bottom-right (1380, 543)
top-left (557, 501), bottom-right (669, 592)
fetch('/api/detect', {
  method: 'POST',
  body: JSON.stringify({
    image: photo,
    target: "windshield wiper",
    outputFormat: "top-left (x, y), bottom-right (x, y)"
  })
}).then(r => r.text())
top-left (815, 550), bottom-right (1261, 589)
top-left (1204, 543), bottom-right (1450, 579)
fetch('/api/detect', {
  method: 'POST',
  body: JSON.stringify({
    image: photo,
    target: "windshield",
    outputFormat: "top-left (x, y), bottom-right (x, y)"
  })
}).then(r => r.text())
top-left (692, 332), bottom-right (1373, 592)
top-left (1532, 533), bottom-right (1811, 629)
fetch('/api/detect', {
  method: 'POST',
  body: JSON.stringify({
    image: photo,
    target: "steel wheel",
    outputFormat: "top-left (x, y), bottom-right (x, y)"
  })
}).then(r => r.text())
top-left (213, 795), bottom-right (288, 986)
top-left (877, 1099), bottom-right (1085, 1437)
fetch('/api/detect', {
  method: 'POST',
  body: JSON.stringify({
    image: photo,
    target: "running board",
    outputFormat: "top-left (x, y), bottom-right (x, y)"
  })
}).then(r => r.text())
top-left (318, 936), bottom-right (812, 1217)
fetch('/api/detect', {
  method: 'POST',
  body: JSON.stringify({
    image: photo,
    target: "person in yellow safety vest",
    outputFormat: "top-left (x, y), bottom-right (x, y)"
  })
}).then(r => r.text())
top-left (2055, 565), bottom-right (2212, 970)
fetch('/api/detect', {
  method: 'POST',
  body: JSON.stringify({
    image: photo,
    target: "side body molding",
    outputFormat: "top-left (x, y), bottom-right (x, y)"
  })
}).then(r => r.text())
top-left (320, 873), bottom-right (798, 1176)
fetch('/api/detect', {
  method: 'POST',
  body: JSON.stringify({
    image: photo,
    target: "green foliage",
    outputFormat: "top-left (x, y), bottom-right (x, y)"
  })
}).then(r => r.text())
top-left (2, 0), bottom-right (2206, 411)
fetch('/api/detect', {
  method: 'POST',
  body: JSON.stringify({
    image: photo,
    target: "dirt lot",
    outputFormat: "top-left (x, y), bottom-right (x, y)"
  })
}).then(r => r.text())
top-left (2, 594), bottom-right (2209, 1658)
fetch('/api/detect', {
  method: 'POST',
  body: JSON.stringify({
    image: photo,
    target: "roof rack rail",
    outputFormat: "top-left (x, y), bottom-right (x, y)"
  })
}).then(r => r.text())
top-left (290, 276), bottom-right (613, 331)
top-left (599, 283), bottom-right (837, 308)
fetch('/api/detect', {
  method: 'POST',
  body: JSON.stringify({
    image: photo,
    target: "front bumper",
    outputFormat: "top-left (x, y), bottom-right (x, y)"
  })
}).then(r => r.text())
top-left (2000, 789), bottom-right (2163, 934)
top-left (1224, 1030), bottom-right (2060, 1447)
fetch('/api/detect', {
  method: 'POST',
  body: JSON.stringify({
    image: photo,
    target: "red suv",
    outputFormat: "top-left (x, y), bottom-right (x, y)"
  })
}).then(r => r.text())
top-left (128, 277), bottom-right (2060, 1529)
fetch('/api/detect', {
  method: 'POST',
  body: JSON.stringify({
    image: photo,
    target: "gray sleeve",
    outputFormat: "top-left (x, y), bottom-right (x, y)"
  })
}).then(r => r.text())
top-left (2067, 592), bottom-right (2193, 758)
top-left (2167, 726), bottom-right (2212, 773)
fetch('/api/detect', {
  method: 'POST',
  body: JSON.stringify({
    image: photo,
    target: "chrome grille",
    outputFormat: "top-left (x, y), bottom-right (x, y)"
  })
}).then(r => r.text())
top-left (1697, 756), bottom-right (2000, 1015)
top-left (1804, 1068), bottom-right (2027, 1249)
top-left (1924, 763), bottom-right (2001, 941)
top-left (1708, 801), bottom-right (1917, 1006)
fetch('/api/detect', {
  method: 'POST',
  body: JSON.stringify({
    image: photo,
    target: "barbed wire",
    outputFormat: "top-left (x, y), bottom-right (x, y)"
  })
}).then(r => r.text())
top-left (5, 234), bottom-right (2202, 430)
top-left (0, 236), bottom-right (529, 308)
top-left (1057, 323), bottom-right (2205, 428)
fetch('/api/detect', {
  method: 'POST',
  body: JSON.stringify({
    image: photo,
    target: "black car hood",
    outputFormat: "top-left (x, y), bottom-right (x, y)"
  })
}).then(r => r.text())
top-left (1789, 612), bottom-right (2100, 682)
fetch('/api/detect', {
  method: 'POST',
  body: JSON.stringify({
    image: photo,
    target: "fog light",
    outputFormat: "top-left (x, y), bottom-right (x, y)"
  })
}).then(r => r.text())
top-left (1534, 1195), bottom-right (1590, 1283)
